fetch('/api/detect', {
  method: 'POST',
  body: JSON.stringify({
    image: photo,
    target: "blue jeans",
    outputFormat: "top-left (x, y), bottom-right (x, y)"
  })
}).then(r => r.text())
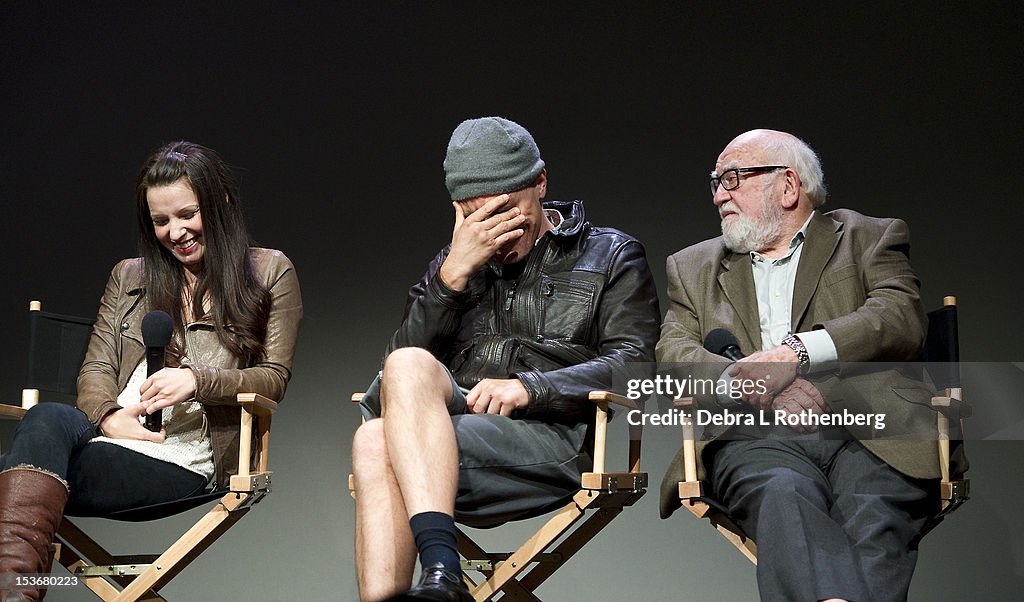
top-left (1, 403), bottom-right (207, 516)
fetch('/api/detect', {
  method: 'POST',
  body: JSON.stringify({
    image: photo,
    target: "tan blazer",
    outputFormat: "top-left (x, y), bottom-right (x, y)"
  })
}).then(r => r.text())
top-left (657, 209), bottom-right (942, 519)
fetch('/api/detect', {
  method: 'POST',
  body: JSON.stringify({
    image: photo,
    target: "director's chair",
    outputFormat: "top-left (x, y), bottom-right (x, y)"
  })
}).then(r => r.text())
top-left (0, 300), bottom-right (277, 601)
top-left (674, 295), bottom-right (971, 564)
top-left (350, 390), bottom-right (646, 601)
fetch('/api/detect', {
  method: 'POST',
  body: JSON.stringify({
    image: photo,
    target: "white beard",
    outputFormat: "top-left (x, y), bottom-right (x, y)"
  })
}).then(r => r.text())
top-left (720, 190), bottom-right (783, 254)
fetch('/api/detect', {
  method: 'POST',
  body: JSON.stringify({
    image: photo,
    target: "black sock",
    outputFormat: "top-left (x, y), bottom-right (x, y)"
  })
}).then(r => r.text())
top-left (409, 511), bottom-right (460, 575)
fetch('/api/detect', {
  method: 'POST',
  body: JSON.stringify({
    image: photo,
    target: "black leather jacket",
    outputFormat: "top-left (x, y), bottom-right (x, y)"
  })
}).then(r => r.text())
top-left (387, 200), bottom-right (660, 425)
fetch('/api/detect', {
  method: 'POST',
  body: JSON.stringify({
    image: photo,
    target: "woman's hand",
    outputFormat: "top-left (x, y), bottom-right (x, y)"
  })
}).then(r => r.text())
top-left (139, 367), bottom-right (197, 415)
top-left (98, 405), bottom-right (166, 442)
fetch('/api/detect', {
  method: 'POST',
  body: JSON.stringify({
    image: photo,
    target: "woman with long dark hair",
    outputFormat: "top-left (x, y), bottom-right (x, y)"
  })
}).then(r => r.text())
top-left (0, 141), bottom-right (302, 599)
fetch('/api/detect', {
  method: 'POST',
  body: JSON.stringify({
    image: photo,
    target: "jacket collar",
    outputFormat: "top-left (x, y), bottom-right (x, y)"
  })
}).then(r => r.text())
top-left (121, 259), bottom-right (217, 328)
top-left (716, 210), bottom-right (842, 351)
top-left (790, 210), bottom-right (843, 329)
top-left (124, 259), bottom-right (146, 296)
top-left (717, 252), bottom-right (760, 351)
top-left (542, 199), bottom-right (588, 240)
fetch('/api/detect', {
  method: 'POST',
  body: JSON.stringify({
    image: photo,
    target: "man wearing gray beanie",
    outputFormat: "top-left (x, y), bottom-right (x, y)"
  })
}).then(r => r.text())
top-left (352, 117), bottom-right (660, 601)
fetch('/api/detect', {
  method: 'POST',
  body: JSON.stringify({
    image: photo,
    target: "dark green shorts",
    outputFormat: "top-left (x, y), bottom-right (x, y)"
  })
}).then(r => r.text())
top-left (359, 368), bottom-right (589, 528)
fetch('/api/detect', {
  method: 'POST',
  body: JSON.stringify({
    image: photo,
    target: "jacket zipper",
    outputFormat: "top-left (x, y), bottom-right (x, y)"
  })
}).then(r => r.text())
top-left (503, 282), bottom-right (517, 311)
top-left (502, 236), bottom-right (551, 313)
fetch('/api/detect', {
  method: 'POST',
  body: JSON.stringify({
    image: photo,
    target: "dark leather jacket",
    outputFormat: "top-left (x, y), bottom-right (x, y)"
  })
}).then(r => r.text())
top-left (387, 200), bottom-right (660, 425)
top-left (76, 248), bottom-right (302, 486)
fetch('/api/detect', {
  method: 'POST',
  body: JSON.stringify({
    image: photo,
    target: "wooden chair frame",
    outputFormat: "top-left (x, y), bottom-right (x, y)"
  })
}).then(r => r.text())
top-left (0, 301), bottom-right (278, 601)
top-left (675, 295), bottom-right (970, 565)
top-left (675, 396), bottom-right (758, 564)
top-left (927, 296), bottom-right (971, 517)
top-left (350, 390), bottom-right (646, 601)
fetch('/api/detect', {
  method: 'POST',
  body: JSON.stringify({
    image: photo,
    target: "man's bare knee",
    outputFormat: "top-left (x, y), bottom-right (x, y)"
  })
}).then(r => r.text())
top-left (382, 347), bottom-right (440, 379)
top-left (380, 347), bottom-right (452, 411)
top-left (352, 420), bottom-right (389, 478)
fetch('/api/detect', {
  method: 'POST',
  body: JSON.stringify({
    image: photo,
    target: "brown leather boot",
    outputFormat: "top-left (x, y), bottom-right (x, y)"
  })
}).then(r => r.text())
top-left (0, 467), bottom-right (69, 601)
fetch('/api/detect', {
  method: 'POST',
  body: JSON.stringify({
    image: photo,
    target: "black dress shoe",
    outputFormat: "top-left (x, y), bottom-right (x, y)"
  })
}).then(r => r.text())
top-left (396, 563), bottom-right (473, 601)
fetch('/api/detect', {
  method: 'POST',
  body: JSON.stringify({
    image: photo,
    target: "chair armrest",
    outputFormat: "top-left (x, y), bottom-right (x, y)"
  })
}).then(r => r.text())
top-left (587, 391), bottom-right (644, 476)
top-left (588, 390), bottom-right (640, 411)
top-left (236, 393), bottom-right (277, 477)
top-left (931, 388), bottom-right (969, 486)
top-left (236, 393), bottom-right (278, 417)
top-left (674, 397), bottom-right (699, 483)
top-left (931, 392), bottom-right (971, 418)
top-left (0, 404), bottom-right (27, 420)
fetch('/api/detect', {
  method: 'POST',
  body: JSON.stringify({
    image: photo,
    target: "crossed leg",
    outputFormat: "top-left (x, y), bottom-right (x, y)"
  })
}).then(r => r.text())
top-left (352, 347), bottom-right (460, 601)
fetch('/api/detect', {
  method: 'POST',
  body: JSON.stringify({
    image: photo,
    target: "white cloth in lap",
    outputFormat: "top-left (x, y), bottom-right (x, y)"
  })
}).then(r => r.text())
top-left (90, 360), bottom-right (215, 483)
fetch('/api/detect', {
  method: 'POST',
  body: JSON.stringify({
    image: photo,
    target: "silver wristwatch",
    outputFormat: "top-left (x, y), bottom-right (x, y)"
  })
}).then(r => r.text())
top-left (781, 334), bottom-right (810, 375)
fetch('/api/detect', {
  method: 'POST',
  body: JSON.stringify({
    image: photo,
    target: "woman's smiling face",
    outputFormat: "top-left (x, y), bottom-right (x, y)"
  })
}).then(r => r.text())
top-left (147, 178), bottom-right (205, 273)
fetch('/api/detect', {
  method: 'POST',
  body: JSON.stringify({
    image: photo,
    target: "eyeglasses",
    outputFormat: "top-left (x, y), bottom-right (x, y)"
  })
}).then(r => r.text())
top-left (709, 166), bottom-right (788, 196)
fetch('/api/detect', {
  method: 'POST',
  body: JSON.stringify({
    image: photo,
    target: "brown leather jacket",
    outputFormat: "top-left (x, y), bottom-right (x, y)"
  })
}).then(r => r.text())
top-left (76, 248), bottom-right (302, 486)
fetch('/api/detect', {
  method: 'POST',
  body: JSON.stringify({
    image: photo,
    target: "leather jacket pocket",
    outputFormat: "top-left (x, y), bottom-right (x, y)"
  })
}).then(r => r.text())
top-left (517, 339), bottom-right (591, 372)
top-left (539, 274), bottom-right (598, 343)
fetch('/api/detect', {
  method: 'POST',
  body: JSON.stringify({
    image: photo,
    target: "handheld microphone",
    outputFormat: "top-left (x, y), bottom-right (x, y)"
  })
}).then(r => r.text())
top-left (141, 310), bottom-right (173, 432)
top-left (704, 328), bottom-right (745, 361)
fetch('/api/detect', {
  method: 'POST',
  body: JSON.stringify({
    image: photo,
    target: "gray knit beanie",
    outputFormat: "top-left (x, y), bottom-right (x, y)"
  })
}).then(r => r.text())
top-left (444, 117), bottom-right (545, 201)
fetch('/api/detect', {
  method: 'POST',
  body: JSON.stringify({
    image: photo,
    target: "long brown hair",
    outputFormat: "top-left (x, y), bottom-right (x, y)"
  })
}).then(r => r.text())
top-left (135, 141), bottom-right (271, 363)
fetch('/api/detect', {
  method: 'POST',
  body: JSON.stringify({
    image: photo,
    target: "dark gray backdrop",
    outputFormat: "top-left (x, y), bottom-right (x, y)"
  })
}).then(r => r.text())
top-left (2, 3), bottom-right (1021, 600)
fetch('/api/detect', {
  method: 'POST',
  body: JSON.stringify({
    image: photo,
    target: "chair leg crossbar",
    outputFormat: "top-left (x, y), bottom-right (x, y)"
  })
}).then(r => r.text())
top-left (458, 482), bottom-right (646, 601)
top-left (55, 483), bottom-right (271, 601)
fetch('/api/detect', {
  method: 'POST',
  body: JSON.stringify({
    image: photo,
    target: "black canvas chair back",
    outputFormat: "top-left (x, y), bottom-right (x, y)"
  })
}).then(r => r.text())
top-left (924, 302), bottom-right (960, 389)
top-left (26, 305), bottom-right (95, 404)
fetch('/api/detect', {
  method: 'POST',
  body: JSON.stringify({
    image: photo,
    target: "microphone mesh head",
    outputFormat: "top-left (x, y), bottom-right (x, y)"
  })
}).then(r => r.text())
top-left (142, 310), bottom-right (174, 346)
top-left (703, 328), bottom-right (740, 355)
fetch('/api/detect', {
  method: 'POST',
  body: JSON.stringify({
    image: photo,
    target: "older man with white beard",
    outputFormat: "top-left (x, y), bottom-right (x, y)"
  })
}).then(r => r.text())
top-left (657, 129), bottom-right (942, 601)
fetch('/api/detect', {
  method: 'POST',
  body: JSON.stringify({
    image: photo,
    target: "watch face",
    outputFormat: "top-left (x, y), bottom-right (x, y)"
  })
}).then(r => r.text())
top-left (783, 335), bottom-right (809, 371)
